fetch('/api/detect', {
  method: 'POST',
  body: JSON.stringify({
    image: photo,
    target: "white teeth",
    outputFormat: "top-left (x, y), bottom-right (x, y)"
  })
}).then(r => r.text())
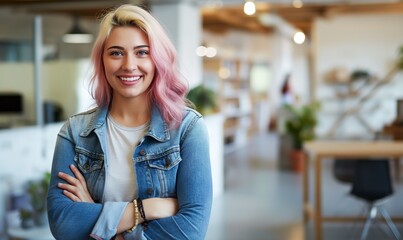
top-left (120, 76), bottom-right (141, 81)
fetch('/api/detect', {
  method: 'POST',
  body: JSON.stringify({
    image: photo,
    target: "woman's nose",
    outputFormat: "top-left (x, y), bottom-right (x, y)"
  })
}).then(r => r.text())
top-left (122, 55), bottom-right (137, 71)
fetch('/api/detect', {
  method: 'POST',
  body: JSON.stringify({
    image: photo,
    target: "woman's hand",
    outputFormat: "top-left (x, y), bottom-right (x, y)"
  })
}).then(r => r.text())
top-left (58, 164), bottom-right (94, 203)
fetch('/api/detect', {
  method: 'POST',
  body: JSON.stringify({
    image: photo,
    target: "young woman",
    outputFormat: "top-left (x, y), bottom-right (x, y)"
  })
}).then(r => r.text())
top-left (47, 4), bottom-right (212, 240)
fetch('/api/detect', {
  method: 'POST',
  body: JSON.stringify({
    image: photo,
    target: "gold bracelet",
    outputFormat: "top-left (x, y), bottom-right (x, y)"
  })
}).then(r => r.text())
top-left (126, 199), bottom-right (139, 233)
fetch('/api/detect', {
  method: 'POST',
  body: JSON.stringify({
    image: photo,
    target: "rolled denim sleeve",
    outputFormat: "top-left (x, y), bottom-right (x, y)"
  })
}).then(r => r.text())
top-left (90, 202), bottom-right (129, 239)
top-left (143, 116), bottom-right (213, 240)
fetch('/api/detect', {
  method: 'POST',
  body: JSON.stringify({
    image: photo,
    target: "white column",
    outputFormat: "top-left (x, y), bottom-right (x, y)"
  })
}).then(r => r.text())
top-left (204, 113), bottom-right (225, 198)
top-left (150, 1), bottom-right (202, 88)
top-left (34, 16), bottom-right (43, 126)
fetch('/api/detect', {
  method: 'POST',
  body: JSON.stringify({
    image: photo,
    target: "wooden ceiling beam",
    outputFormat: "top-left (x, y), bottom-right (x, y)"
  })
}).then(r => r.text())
top-left (203, 7), bottom-right (272, 33)
top-left (262, 2), bottom-right (403, 36)
top-left (324, 2), bottom-right (403, 17)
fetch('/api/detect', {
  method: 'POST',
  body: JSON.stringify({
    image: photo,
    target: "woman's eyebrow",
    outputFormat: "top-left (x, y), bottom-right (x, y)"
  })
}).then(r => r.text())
top-left (106, 46), bottom-right (124, 50)
top-left (133, 45), bottom-right (149, 50)
top-left (106, 45), bottom-right (149, 50)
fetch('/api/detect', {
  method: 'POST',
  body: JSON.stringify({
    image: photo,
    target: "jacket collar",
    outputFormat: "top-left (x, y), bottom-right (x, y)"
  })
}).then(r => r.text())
top-left (146, 105), bottom-right (170, 142)
top-left (80, 107), bottom-right (108, 137)
top-left (80, 105), bottom-right (170, 142)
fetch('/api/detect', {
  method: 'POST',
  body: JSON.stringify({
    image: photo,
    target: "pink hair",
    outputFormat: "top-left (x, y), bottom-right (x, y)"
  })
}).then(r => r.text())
top-left (90, 4), bottom-right (188, 127)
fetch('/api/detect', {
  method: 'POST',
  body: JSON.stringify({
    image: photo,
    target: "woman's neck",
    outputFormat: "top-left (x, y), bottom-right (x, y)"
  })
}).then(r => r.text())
top-left (109, 97), bottom-right (151, 127)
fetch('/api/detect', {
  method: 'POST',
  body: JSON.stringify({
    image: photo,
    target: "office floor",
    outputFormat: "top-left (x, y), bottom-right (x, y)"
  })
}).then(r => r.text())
top-left (206, 132), bottom-right (403, 240)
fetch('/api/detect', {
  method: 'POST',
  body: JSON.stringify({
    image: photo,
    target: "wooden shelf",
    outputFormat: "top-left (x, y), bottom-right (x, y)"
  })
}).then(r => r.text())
top-left (203, 57), bottom-right (253, 152)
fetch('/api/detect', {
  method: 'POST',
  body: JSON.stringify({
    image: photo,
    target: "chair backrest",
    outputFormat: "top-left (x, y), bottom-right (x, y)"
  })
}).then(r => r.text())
top-left (333, 159), bottom-right (358, 184)
top-left (350, 159), bottom-right (393, 202)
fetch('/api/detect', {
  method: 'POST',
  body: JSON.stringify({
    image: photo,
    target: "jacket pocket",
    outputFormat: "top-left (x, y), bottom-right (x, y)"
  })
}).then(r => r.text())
top-left (74, 146), bottom-right (104, 199)
top-left (147, 150), bottom-right (181, 170)
top-left (141, 147), bottom-right (181, 197)
top-left (75, 147), bottom-right (103, 173)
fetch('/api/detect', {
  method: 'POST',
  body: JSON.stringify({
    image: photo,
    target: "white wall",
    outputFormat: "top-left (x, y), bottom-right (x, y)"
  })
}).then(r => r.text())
top-left (0, 123), bottom-right (63, 236)
top-left (313, 13), bottom-right (403, 138)
top-left (0, 59), bottom-right (95, 126)
top-left (291, 42), bottom-right (311, 104)
top-left (204, 114), bottom-right (225, 198)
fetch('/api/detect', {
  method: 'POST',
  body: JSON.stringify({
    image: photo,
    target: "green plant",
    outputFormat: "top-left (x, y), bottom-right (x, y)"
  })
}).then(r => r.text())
top-left (285, 102), bottom-right (320, 150)
top-left (20, 172), bottom-right (51, 227)
top-left (27, 172), bottom-right (51, 213)
top-left (186, 85), bottom-right (219, 116)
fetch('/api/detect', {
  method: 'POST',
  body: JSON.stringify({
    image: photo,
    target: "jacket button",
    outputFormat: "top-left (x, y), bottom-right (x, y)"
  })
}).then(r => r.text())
top-left (84, 163), bottom-right (90, 170)
top-left (165, 159), bottom-right (171, 168)
top-left (139, 149), bottom-right (146, 156)
top-left (147, 188), bottom-right (153, 195)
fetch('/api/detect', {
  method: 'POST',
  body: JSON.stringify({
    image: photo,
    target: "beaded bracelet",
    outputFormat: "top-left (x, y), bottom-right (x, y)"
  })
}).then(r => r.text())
top-left (126, 199), bottom-right (139, 233)
top-left (137, 199), bottom-right (149, 230)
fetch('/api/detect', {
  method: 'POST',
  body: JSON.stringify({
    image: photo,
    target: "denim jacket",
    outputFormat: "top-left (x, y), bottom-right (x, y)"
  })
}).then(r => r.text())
top-left (47, 105), bottom-right (212, 240)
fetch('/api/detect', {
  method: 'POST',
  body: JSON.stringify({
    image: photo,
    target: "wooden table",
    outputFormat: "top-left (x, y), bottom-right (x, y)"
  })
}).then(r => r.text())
top-left (303, 140), bottom-right (403, 240)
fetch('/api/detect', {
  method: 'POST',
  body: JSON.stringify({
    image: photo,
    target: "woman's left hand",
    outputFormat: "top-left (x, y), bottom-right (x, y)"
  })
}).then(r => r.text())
top-left (58, 164), bottom-right (94, 203)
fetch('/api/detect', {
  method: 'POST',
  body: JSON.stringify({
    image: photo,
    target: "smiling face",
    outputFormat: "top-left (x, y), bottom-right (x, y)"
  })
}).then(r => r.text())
top-left (103, 26), bottom-right (155, 104)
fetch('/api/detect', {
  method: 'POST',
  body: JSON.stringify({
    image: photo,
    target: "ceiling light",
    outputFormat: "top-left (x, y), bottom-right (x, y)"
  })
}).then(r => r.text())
top-left (196, 46), bottom-right (207, 57)
top-left (205, 47), bottom-right (217, 58)
top-left (63, 17), bottom-right (93, 44)
top-left (196, 45), bottom-right (217, 58)
top-left (293, 31), bottom-right (305, 44)
top-left (293, 0), bottom-right (303, 8)
top-left (244, 0), bottom-right (256, 16)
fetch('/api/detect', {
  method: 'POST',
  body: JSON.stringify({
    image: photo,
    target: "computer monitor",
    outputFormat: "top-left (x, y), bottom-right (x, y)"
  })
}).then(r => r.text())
top-left (0, 93), bottom-right (23, 114)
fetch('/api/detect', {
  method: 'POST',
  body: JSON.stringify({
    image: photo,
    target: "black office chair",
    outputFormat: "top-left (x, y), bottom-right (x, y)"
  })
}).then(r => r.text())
top-left (350, 159), bottom-right (401, 240)
top-left (333, 159), bottom-right (357, 184)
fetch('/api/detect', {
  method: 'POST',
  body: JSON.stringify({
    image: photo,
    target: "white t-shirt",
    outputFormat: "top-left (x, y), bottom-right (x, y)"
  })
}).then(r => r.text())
top-left (103, 115), bottom-right (149, 202)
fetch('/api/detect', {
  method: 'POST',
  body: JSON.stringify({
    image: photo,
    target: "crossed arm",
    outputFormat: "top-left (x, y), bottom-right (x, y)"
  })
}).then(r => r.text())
top-left (58, 164), bottom-right (178, 238)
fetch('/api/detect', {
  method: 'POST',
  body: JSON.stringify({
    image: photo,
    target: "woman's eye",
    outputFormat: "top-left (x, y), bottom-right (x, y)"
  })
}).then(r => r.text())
top-left (137, 49), bottom-right (149, 57)
top-left (109, 51), bottom-right (123, 57)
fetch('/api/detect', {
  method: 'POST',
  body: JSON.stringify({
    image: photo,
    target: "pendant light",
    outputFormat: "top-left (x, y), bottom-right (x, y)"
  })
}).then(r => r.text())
top-left (293, 0), bottom-right (303, 8)
top-left (62, 17), bottom-right (93, 44)
top-left (293, 31), bottom-right (305, 44)
top-left (244, 0), bottom-right (256, 16)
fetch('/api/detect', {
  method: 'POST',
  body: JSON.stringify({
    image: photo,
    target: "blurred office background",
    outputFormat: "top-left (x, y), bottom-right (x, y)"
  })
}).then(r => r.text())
top-left (0, 0), bottom-right (403, 239)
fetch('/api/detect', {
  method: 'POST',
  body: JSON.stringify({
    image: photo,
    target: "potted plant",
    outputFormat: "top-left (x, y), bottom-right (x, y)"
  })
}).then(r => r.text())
top-left (186, 85), bottom-right (219, 116)
top-left (284, 102), bottom-right (320, 172)
top-left (20, 172), bottom-right (51, 228)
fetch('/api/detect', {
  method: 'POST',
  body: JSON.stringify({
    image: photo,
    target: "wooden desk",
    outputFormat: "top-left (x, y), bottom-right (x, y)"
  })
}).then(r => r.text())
top-left (303, 140), bottom-right (403, 240)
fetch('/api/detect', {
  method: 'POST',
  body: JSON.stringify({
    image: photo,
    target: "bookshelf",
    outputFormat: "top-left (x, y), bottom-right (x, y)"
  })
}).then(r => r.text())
top-left (203, 57), bottom-right (253, 154)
